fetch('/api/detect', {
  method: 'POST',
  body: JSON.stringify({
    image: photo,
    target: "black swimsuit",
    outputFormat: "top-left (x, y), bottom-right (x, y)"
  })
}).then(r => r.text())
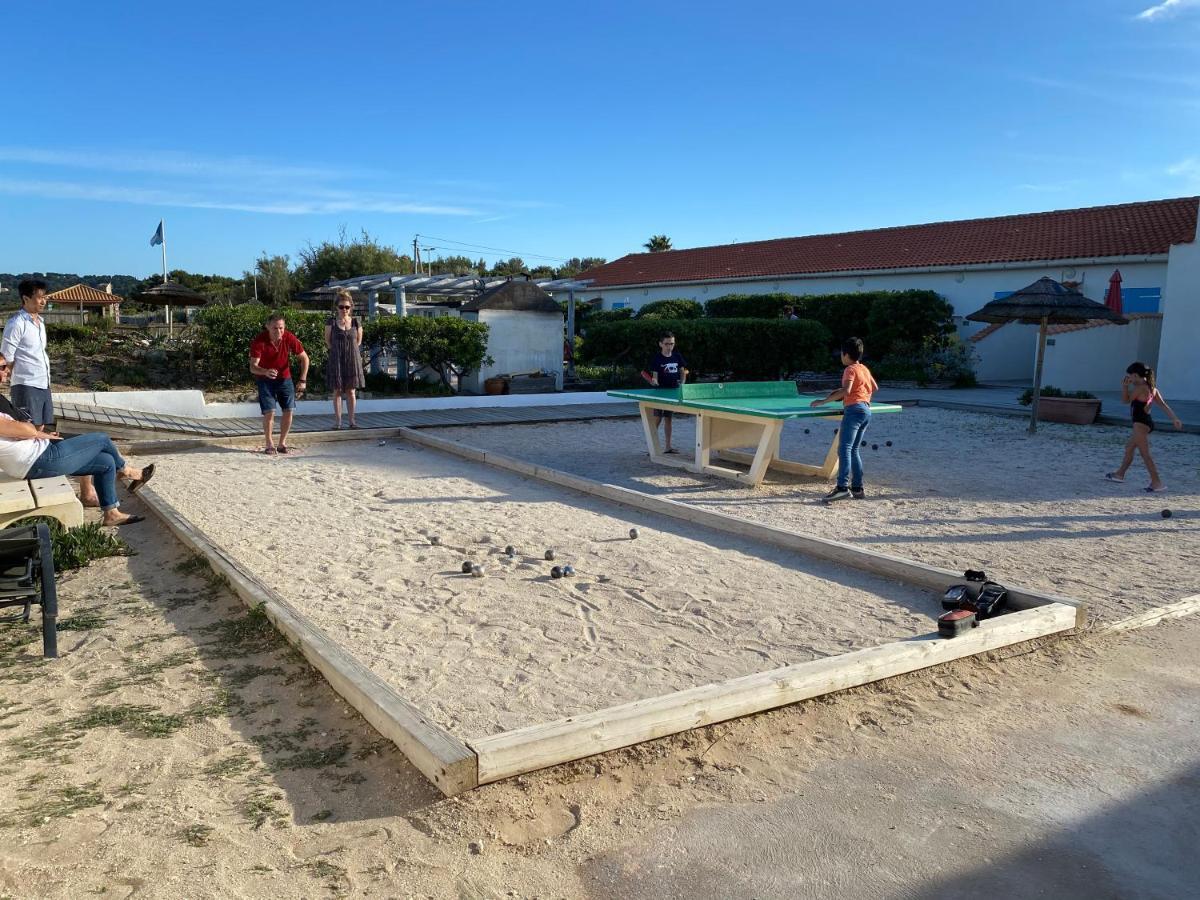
top-left (1131, 397), bottom-right (1155, 432)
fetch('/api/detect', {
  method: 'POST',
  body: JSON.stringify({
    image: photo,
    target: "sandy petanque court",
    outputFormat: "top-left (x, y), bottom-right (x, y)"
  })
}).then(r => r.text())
top-left (152, 439), bottom-right (945, 739)
top-left (436, 406), bottom-right (1200, 622)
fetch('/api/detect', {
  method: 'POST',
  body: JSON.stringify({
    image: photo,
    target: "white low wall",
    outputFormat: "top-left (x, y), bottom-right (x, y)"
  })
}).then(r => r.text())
top-left (58, 389), bottom-right (625, 420)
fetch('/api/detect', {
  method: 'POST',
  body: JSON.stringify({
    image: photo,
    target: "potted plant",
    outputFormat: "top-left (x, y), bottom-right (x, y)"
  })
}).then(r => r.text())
top-left (1018, 386), bottom-right (1101, 424)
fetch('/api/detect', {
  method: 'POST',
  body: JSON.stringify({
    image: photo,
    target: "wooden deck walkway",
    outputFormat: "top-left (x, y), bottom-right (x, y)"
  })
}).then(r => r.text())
top-left (54, 401), bottom-right (640, 439)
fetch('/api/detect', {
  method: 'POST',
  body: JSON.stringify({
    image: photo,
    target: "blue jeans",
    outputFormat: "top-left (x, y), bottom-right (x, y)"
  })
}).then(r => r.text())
top-left (836, 402), bottom-right (871, 491)
top-left (27, 433), bottom-right (127, 511)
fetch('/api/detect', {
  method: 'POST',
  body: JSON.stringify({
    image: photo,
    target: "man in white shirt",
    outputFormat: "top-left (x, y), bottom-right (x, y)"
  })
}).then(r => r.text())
top-left (1, 279), bottom-right (98, 506)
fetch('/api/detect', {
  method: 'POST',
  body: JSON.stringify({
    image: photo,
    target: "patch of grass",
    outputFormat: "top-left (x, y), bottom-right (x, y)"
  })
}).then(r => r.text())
top-left (306, 859), bottom-right (349, 893)
top-left (250, 717), bottom-right (320, 755)
top-left (199, 604), bottom-right (283, 659)
top-left (56, 607), bottom-right (108, 631)
top-left (241, 789), bottom-right (288, 830)
top-left (204, 750), bottom-right (258, 779)
top-left (220, 664), bottom-right (283, 688)
top-left (0, 618), bottom-right (41, 683)
top-left (129, 650), bottom-right (194, 678)
top-left (270, 742), bottom-right (350, 772)
top-left (310, 809), bottom-right (333, 822)
top-left (0, 780), bottom-right (105, 827)
top-left (21, 518), bottom-right (132, 572)
top-left (179, 823), bottom-right (214, 846)
top-left (173, 555), bottom-right (211, 577)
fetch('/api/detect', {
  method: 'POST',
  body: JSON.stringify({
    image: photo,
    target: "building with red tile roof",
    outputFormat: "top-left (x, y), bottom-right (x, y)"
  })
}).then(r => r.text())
top-left (46, 283), bottom-right (123, 320)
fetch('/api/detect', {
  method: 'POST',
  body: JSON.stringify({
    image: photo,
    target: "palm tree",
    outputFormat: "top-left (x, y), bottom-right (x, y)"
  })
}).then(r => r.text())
top-left (643, 235), bottom-right (673, 253)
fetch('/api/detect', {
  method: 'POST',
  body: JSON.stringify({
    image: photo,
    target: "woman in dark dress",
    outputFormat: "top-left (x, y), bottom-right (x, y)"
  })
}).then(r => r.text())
top-left (324, 290), bottom-right (366, 429)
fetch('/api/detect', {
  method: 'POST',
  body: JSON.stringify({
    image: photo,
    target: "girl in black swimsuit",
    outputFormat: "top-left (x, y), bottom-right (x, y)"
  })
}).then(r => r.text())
top-left (1106, 362), bottom-right (1183, 492)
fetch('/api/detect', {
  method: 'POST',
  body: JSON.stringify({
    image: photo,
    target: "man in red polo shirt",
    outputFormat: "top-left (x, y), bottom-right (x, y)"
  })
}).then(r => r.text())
top-left (249, 314), bottom-right (310, 454)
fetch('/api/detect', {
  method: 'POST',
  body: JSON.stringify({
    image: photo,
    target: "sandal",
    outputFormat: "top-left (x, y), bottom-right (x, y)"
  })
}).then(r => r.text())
top-left (1104, 473), bottom-right (1124, 483)
top-left (264, 446), bottom-right (278, 456)
top-left (1145, 485), bottom-right (1167, 493)
top-left (128, 463), bottom-right (155, 493)
top-left (277, 445), bottom-right (291, 455)
top-left (109, 515), bottom-right (145, 527)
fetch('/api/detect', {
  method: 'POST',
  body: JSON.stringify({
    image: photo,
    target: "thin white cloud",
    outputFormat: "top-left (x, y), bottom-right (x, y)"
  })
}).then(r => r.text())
top-left (1135, 0), bottom-right (1200, 22)
top-left (0, 178), bottom-right (479, 216)
top-left (1016, 179), bottom-right (1084, 192)
top-left (0, 146), bottom-right (364, 182)
top-left (1166, 157), bottom-right (1200, 185)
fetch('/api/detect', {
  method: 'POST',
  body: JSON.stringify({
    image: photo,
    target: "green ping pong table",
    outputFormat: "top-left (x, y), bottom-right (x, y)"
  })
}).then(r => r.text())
top-left (607, 381), bottom-right (902, 486)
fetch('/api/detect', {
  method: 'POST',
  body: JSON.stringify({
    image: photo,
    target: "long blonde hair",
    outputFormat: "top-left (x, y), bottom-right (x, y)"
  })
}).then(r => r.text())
top-left (333, 289), bottom-right (354, 312)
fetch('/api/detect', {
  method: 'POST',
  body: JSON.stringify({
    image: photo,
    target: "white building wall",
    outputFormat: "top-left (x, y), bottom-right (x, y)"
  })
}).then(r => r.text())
top-left (972, 323), bottom-right (1039, 382)
top-left (1040, 317), bottom-right (1163, 393)
top-left (460, 309), bottom-right (564, 394)
top-left (1156, 217), bottom-right (1200, 401)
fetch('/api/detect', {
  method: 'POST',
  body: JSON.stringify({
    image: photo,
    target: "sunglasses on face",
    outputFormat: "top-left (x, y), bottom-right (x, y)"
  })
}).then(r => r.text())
top-left (338, 305), bottom-right (352, 310)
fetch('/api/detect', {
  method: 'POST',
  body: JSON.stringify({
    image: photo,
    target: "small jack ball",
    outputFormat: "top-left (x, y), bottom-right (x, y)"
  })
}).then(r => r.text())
top-left (471, 564), bottom-right (485, 578)
top-left (505, 545), bottom-right (516, 556)
top-left (1162, 509), bottom-right (1173, 519)
top-left (804, 428), bottom-right (810, 434)
top-left (545, 549), bottom-right (555, 561)
top-left (562, 564), bottom-right (575, 576)
top-left (629, 528), bottom-right (639, 540)
top-left (461, 561), bottom-right (472, 574)
top-left (550, 566), bottom-right (563, 579)
top-left (886, 440), bottom-right (893, 447)
top-left (429, 536), bottom-right (441, 546)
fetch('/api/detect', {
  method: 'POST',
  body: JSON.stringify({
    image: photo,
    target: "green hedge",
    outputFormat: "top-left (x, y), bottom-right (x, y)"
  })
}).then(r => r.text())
top-left (578, 318), bottom-right (832, 379)
top-left (362, 315), bottom-right (491, 390)
top-left (635, 298), bottom-right (704, 319)
top-left (704, 293), bottom-right (800, 319)
top-left (195, 305), bottom-right (330, 387)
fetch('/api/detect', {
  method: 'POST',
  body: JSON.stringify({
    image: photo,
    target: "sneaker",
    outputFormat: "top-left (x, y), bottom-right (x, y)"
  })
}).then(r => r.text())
top-left (1104, 473), bottom-right (1125, 483)
top-left (824, 487), bottom-right (852, 503)
top-left (851, 488), bottom-right (865, 500)
top-left (1145, 484), bottom-right (1167, 493)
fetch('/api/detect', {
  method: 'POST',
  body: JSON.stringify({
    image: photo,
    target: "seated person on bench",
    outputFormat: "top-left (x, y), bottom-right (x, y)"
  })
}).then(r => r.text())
top-left (0, 355), bottom-right (154, 527)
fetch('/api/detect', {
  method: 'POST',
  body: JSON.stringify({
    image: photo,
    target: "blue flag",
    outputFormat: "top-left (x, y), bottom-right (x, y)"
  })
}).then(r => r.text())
top-left (150, 220), bottom-right (164, 246)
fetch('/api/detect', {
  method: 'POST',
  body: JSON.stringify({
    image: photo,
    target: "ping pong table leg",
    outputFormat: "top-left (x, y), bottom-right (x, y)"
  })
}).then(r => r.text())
top-left (695, 413), bottom-right (710, 469)
top-left (817, 427), bottom-right (840, 478)
top-left (743, 419), bottom-right (782, 485)
top-left (639, 403), bottom-right (662, 457)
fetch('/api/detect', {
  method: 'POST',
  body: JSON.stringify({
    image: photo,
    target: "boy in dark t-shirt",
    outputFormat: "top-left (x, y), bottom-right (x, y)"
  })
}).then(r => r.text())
top-left (641, 331), bottom-right (688, 453)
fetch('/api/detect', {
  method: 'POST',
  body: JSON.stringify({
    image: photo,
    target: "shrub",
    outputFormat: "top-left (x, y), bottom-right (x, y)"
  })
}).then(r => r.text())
top-left (864, 291), bottom-right (954, 359)
top-left (705, 293), bottom-right (800, 319)
top-left (1018, 386), bottom-right (1096, 405)
top-left (585, 307), bottom-right (634, 325)
top-left (362, 316), bottom-right (492, 391)
top-left (635, 299), bottom-right (704, 319)
top-left (578, 317), bottom-right (832, 379)
top-left (195, 305), bottom-right (329, 388)
top-left (17, 518), bottom-right (131, 572)
top-left (874, 337), bottom-right (977, 387)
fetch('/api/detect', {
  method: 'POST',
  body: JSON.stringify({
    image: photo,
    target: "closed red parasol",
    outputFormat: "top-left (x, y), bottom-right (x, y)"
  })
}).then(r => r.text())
top-left (1104, 269), bottom-right (1123, 316)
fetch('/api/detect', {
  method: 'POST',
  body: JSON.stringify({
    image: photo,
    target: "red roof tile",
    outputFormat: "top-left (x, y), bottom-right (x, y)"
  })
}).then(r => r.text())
top-left (581, 197), bottom-right (1199, 288)
top-left (47, 283), bottom-right (123, 304)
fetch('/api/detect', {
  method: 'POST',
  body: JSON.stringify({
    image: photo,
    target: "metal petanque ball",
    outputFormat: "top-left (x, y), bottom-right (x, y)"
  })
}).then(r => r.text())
top-left (550, 566), bottom-right (563, 579)
top-left (471, 564), bottom-right (485, 578)
top-left (871, 444), bottom-right (878, 451)
top-left (804, 428), bottom-right (809, 434)
top-left (505, 545), bottom-right (516, 557)
top-left (629, 528), bottom-right (639, 540)
top-left (886, 440), bottom-right (893, 447)
top-left (1162, 509), bottom-right (1173, 519)
top-left (461, 561), bottom-right (473, 574)
top-left (562, 564), bottom-right (575, 577)
top-left (545, 549), bottom-right (555, 561)
top-left (378, 440), bottom-right (387, 447)
top-left (430, 536), bottom-right (441, 546)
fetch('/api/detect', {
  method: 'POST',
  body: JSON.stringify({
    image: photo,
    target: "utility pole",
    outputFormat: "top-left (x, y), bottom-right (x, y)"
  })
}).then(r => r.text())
top-left (413, 236), bottom-right (420, 275)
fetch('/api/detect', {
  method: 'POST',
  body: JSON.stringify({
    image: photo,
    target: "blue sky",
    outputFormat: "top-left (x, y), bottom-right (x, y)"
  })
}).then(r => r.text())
top-left (1, 0), bottom-right (1198, 278)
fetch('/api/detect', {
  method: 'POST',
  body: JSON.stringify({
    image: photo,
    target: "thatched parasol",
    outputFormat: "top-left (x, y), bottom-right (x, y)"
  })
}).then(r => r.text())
top-left (140, 282), bottom-right (207, 335)
top-left (966, 276), bottom-right (1128, 434)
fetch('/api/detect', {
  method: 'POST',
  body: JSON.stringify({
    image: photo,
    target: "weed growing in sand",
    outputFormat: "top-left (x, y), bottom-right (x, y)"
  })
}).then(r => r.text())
top-left (179, 823), bottom-right (214, 846)
top-left (203, 750), bottom-right (258, 779)
top-left (241, 789), bottom-right (288, 830)
top-left (0, 619), bottom-right (41, 684)
top-left (310, 809), bottom-right (333, 822)
top-left (0, 780), bottom-right (105, 827)
top-left (173, 555), bottom-right (211, 578)
top-left (55, 607), bottom-right (108, 631)
top-left (24, 518), bottom-right (131, 572)
top-left (305, 859), bottom-right (349, 894)
top-left (199, 604), bottom-right (283, 659)
top-left (89, 650), bottom-right (196, 698)
top-left (220, 663), bottom-right (283, 688)
top-left (269, 742), bottom-right (351, 772)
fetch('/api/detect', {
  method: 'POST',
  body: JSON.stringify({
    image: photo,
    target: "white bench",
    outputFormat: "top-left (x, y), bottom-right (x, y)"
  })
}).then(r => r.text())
top-left (0, 475), bottom-right (85, 530)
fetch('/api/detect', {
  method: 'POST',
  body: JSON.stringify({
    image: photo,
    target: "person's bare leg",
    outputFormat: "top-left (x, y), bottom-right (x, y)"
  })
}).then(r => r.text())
top-left (1113, 434), bottom-right (1137, 478)
top-left (347, 389), bottom-right (357, 428)
top-left (332, 390), bottom-right (343, 428)
top-left (79, 475), bottom-right (100, 507)
top-left (262, 411), bottom-right (275, 449)
top-left (1135, 432), bottom-right (1163, 488)
top-left (664, 416), bottom-right (673, 451)
top-left (279, 410), bottom-right (294, 447)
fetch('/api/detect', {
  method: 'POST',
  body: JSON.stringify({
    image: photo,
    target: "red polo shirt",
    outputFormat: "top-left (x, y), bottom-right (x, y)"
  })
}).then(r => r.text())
top-left (249, 330), bottom-right (305, 379)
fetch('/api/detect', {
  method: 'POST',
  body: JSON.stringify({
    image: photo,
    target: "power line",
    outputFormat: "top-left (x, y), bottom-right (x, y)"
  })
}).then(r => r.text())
top-left (414, 234), bottom-right (570, 264)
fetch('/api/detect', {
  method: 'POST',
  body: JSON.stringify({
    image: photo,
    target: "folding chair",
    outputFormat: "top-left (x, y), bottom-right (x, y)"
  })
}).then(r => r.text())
top-left (0, 523), bottom-right (59, 659)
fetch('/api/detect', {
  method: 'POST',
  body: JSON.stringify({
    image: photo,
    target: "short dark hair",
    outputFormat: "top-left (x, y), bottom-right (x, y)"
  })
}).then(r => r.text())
top-left (266, 313), bottom-right (286, 325)
top-left (659, 331), bottom-right (675, 342)
top-left (18, 279), bottom-right (48, 300)
top-left (841, 337), bottom-right (864, 361)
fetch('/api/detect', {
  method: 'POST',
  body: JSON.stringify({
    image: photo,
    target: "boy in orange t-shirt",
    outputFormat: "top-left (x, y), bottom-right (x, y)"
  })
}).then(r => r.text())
top-left (810, 337), bottom-right (879, 502)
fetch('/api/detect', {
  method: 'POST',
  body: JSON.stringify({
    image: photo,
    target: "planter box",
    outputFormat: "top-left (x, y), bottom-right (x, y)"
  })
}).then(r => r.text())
top-left (1034, 397), bottom-right (1101, 425)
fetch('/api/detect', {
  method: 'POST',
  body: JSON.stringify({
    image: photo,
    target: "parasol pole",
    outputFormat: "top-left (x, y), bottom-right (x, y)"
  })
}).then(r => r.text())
top-left (160, 220), bottom-right (172, 336)
top-left (1029, 316), bottom-right (1048, 435)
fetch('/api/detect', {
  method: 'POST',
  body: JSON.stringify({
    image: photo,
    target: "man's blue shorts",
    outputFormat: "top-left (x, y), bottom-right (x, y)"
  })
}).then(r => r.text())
top-left (10, 384), bottom-right (54, 425)
top-left (256, 377), bottom-right (296, 413)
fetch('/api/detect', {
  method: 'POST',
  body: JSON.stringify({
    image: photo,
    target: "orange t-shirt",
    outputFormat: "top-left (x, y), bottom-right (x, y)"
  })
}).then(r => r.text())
top-left (841, 362), bottom-right (878, 406)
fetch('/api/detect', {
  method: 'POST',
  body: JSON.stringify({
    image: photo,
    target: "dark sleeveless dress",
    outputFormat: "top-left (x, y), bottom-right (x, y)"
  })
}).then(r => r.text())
top-left (326, 317), bottom-right (365, 391)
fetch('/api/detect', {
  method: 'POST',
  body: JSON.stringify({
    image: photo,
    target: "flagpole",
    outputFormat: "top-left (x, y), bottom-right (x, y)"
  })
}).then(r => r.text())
top-left (160, 219), bottom-right (170, 335)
